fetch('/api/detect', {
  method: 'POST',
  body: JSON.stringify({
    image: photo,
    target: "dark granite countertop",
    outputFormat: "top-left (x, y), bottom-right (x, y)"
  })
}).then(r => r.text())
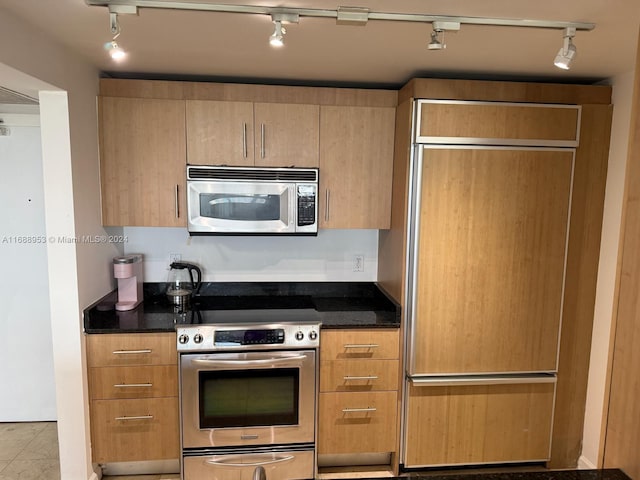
top-left (84, 282), bottom-right (401, 334)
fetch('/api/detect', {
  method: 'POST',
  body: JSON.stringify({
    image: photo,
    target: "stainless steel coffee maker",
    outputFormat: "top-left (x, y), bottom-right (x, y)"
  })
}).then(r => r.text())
top-left (166, 261), bottom-right (202, 306)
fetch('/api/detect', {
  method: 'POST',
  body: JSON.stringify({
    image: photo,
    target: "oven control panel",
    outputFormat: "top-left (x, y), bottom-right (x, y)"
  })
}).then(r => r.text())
top-left (177, 322), bottom-right (321, 351)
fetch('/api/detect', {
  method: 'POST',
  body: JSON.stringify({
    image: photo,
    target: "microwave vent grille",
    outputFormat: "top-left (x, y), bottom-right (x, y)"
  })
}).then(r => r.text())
top-left (188, 166), bottom-right (318, 182)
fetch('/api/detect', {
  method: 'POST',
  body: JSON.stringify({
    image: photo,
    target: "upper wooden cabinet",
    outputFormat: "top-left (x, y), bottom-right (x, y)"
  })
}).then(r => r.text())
top-left (319, 105), bottom-right (395, 229)
top-left (416, 100), bottom-right (581, 146)
top-left (98, 79), bottom-right (398, 228)
top-left (99, 96), bottom-right (187, 227)
top-left (186, 100), bottom-right (254, 166)
top-left (186, 100), bottom-right (319, 167)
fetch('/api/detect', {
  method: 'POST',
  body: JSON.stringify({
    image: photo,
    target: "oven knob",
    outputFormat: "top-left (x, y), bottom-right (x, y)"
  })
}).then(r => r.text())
top-left (309, 330), bottom-right (318, 341)
top-left (194, 334), bottom-right (203, 344)
top-left (295, 331), bottom-right (304, 341)
top-left (178, 334), bottom-right (189, 344)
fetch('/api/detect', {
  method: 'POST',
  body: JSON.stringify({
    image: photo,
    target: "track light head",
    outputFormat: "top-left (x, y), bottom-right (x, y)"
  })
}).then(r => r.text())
top-left (428, 29), bottom-right (445, 50)
top-left (270, 20), bottom-right (286, 47)
top-left (105, 12), bottom-right (126, 61)
top-left (104, 40), bottom-right (126, 61)
top-left (268, 12), bottom-right (298, 47)
top-left (554, 27), bottom-right (577, 70)
top-left (427, 21), bottom-right (459, 51)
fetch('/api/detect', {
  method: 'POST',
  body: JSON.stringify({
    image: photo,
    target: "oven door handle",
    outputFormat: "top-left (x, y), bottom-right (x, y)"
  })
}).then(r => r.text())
top-left (191, 355), bottom-right (307, 367)
top-left (204, 454), bottom-right (295, 467)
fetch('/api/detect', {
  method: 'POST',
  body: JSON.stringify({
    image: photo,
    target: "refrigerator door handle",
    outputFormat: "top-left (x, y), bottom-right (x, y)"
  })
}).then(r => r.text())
top-left (409, 374), bottom-right (557, 387)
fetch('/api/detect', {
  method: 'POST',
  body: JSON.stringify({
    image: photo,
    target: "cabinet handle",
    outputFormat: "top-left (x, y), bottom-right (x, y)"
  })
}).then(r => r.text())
top-left (115, 415), bottom-right (154, 421)
top-left (175, 184), bottom-right (179, 219)
top-left (409, 374), bottom-right (557, 387)
top-left (344, 375), bottom-right (378, 381)
top-left (113, 383), bottom-right (153, 388)
top-left (260, 123), bottom-right (265, 158)
top-left (242, 122), bottom-right (247, 158)
top-left (112, 349), bottom-right (152, 355)
top-left (343, 344), bottom-right (379, 349)
top-left (205, 455), bottom-right (295, 467)
top-left (342, 407), bottom-right (377, 413)
top-left (325, 189), bottom-right (330, 222)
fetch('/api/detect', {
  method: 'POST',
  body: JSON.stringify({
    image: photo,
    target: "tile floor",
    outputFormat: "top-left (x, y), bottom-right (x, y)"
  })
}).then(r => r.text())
top-left (0, 422), bottom-right (60, 480)
top-left (0, 422), bottom-right (179, 480)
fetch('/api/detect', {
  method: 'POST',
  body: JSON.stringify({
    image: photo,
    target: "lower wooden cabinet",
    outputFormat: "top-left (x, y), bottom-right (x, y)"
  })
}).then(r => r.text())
top-left (404, 381), bottom-right (555, 467)
top-left (91, 397), bottom-right (180, 463)
top-left (318, 391), bottom-right (397, 454)
top-left (87, 333), bottom-right (179, 465)
top-left (318, 328), bottom-right (400, 467)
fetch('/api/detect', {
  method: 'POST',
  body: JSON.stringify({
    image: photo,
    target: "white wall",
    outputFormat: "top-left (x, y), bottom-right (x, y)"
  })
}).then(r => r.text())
top-left (0, 7), bottom-right (120, 480)
top-left (0, 115), bottom-right (56, 421)
top-left (579, 70), bottom-right (636, 469)
top-left (123, 227), bottom-right (378, 282)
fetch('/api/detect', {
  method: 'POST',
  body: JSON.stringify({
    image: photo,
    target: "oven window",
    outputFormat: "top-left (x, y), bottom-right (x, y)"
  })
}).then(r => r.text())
top-left (199, 194), bottom-right (281, 221)
top-left (199, 368), bottom-right (299, 429)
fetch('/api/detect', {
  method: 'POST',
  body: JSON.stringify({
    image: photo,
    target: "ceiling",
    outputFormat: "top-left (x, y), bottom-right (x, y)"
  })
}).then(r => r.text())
top-left (2, 0), bottom-right (640, 90)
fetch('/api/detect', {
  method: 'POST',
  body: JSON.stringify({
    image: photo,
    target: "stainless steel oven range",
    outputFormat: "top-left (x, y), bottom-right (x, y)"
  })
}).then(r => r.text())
top-left (177, 310), bottom-right (321, 480)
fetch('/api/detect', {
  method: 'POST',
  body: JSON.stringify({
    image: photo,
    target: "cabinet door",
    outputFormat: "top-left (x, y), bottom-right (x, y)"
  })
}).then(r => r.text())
top-left (404, 382), bottom-right (555, 467)
top-left (91, 397), bottom-right (179, 463)
top-left (253, 103), bottom-right (319, 167)
top-left (417, 101), bottom-right (580, 145)
top-left (320, 359), bottom-right (399, 392)
top-left (99, 97), bottom-right (186, 227)
top-left (321, 329), bottom-right (399, 361)
top-left (319, 106), bottom-right (395, 229)
top-left (318, 391), bottom-right (397, 455)
top-left (87, 333), bottom-right (177, 367)
top-left (411, 147), bottom-right (573, 374)
top-left (88, 365), bottom-right (178, 399)
top-left (186, 100), bottom-right (254, 166)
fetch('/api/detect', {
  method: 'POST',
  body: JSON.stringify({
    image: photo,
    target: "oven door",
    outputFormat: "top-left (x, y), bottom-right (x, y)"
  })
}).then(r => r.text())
top-left (180, 350), bottom-right (316, 448)
top-left (187, 180), bottom-right (295, 234)
top-left (183, 448), bottom-right (315, 480)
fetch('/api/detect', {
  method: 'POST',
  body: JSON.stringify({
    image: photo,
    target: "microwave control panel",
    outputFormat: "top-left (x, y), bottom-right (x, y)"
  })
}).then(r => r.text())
top-left (297, 185), bottom-right (317, 227)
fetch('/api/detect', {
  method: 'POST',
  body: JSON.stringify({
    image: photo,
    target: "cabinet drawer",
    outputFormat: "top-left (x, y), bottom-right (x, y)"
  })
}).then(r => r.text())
top-left (87, 333), bottom-right (176, 367)
top-left (404, 382), bottom-right (555, 467)
top-left (318, 391), bottom-right (397, 454)
top-left (89, 365), bottom-right (178, 400)
top-left (320, 359), bottom-right (398, 392)
top-left (90, 397), bottom-right (179, 463)
top-left (416, 100), bottom-right (580, 146)
top-left (321, 329), bottom-right (399, 360)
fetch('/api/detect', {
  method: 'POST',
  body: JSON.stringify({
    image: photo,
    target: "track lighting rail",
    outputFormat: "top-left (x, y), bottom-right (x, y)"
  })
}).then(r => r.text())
top-left (86, 0), bottom-right (595, 32)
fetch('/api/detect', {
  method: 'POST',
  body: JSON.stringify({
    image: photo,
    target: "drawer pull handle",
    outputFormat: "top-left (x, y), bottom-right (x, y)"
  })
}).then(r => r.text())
top-left (342, 407), bottom-right (377, 413)
top-left (343, 344), bottom-right (379, 349)
top-left (112, 349), bottom-right (152, 355)
top-left (206, 455), bottom-right (294, 467)
top-left (115, 415), bottom-right (154, 421)
top-left (344, 375), bottom-right (378, 381)
top-left (113, 383), bottom-right (153, 388)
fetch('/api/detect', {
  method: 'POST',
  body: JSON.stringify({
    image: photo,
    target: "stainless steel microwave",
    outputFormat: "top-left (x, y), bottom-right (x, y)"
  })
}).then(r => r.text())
top-left (186, 165), bottom-right (318, 235)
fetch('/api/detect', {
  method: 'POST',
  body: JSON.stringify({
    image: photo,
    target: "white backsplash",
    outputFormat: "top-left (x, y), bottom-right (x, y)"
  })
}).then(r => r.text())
top-left (122, 227), bottom-right (379, 283)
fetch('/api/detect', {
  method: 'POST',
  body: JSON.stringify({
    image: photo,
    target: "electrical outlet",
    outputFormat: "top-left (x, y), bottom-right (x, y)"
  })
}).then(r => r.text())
top-left (169, 253), bottom-right (181, 264)
top-left (353, 254), bottom-right (364, 272)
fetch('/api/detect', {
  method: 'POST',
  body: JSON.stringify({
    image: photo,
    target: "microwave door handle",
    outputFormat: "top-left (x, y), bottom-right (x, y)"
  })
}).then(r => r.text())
top-left (191, 355), bottom-right (307, 367)
top-left (205, 454), bottom-right (295, 467)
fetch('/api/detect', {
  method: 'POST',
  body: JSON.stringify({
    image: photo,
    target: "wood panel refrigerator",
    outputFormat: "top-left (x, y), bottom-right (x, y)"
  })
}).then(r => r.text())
top-left (401, 101), bottom-right (578, 468)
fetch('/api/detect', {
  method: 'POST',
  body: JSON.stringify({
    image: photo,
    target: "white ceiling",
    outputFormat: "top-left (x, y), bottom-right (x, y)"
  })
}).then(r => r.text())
top-left (2, 0), bottom-right (640, 89)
